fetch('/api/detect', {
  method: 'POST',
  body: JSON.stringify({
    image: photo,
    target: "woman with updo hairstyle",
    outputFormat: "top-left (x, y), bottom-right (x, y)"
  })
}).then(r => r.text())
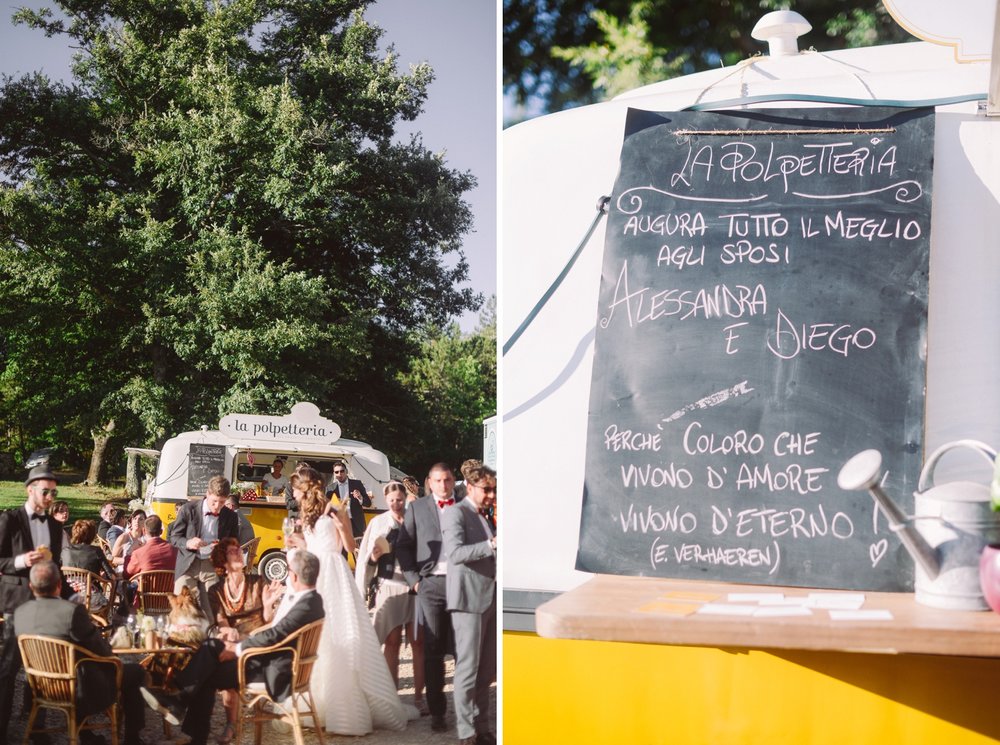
top-left (293, 467), bottom-right (356, 553)
top-left (207, 536), bottom-right (278, 635)
top-left (207, 536), bottom-right (281, 744)
top-left (286, 468), bottom-right (410, 734)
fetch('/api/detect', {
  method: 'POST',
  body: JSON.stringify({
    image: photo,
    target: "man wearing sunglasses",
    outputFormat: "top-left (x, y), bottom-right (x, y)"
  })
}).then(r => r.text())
top-left (0, 464), bottom-right (72, 744)
top-left (442, 465), bottom-right (497, 745)
top-left (326, 460), bottom-right (371, 539)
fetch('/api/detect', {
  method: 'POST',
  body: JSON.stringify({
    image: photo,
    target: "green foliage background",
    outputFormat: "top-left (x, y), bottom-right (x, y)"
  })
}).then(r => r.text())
top-left (0, 0), bottom-right (495, 481)
top-left (504, 0), bottom-right (915, 120)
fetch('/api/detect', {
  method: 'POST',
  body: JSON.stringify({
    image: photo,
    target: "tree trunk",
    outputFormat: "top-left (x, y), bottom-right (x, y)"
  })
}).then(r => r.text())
top-left (125, 451), bottom-right (140, 500)
top-left (86, 419), bottom-right (115, 486)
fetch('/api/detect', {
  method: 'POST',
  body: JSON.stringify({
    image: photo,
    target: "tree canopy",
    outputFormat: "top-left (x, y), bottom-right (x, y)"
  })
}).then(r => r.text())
top-left (0, 0), bottom-right (487, 478)
top-left (397, 296), bottom-right (496, 477)
top-left (504, 0), bottom-right (915, 118)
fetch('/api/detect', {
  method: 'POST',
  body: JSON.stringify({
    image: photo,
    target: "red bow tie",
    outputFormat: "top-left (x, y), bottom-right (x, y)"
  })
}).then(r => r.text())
top-left (436, 498), bottom-right (454, 509)
top-left (206, 511), bottom-right (220, 517)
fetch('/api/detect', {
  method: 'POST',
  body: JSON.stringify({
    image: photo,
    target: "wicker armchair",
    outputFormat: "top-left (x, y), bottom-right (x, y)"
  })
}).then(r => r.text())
top-left (95, 535), bottom-right (113, 560)
top-left (236, 619), bottom-right (325, 745)
top-left (132, 570), bottom-right (176, 615)
top-left (61, 567), bottom-right (117, 629)
top-left (18, 634), bottom-right (123, 745)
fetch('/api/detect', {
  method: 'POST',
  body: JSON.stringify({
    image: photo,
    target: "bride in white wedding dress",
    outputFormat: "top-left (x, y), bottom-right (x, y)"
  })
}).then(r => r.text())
top-left (288, 467), bottom-right (409, 735)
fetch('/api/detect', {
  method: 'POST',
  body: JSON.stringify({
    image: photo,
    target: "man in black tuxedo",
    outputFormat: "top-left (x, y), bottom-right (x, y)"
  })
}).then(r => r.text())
top-left (141, 549), bottom-right (325, 745)
top-left (15, 561), bottom-right (146, 745)
top-left (0, 465), bottom-right (71, 744)
top-left (168, 475), bottom-right (240, 618)
top-left (396, 462), bottom-right (459, 732)
top-left (326, 460), bottom-right (371, 539)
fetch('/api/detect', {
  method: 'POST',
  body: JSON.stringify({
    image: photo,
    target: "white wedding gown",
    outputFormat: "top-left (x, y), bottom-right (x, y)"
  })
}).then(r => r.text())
top-left (304, 515), bottom-right (409, 734)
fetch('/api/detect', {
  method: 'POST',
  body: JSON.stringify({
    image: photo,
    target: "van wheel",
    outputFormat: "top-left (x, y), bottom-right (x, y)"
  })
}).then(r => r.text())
top-left (259, 552), bottom-right (288, 583)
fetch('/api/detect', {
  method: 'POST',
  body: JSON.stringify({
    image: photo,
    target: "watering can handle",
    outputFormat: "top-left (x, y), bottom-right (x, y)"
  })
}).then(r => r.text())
top-left (917, 439), bottom-right (997, 492)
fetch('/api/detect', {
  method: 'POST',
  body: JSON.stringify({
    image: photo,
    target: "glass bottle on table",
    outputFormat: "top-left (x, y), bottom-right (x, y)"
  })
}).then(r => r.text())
top-left (125, 615), bottom-right (137, 648)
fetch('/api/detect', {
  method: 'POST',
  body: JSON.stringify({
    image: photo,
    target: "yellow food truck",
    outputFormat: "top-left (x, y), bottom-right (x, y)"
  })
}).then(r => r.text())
top-left (144, 402), bottom-right (390, 580)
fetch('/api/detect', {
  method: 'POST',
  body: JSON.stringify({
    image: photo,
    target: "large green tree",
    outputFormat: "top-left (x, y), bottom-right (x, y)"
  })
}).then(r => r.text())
top-left (0, 0), bottom-right (480, 480)
top-left (504, 0), bottom-right (914, 117)
top-left (397, 296), bottom-right (496, 477)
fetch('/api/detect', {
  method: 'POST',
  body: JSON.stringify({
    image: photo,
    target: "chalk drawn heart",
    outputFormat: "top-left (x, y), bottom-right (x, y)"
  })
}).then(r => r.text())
top-left (870, 539), bottom-right (888, 567)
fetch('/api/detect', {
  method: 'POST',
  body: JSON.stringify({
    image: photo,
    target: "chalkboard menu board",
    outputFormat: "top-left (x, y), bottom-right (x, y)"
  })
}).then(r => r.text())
top-left (187, 443), bottom-right (226, 497)
top-left (577, 107), bottom-right (934, 591)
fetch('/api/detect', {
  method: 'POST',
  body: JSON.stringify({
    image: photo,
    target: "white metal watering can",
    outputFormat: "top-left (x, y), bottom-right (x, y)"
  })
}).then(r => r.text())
top-left (838, 440), bottom-right (1000, 610)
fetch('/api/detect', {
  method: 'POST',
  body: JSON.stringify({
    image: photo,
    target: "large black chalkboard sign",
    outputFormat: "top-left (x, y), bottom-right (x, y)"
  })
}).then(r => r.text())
top-left (577, 107), bottom-right (934, 591)
top-left (187, 443), bottom-right (226, 497)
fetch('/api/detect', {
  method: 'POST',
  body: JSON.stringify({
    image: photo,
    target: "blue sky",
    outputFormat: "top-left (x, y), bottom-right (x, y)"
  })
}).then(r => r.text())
top-left (0, 0), bottom-right (497, 332)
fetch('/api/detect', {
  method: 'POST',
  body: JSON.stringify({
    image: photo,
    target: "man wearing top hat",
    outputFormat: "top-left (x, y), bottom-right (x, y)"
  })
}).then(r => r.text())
top-left (0, 465), bottom-right (71, 744)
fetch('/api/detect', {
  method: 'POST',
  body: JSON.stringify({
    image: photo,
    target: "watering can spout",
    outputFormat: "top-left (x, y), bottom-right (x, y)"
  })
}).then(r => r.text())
top-left (838, 449), bottom-right (942, 580)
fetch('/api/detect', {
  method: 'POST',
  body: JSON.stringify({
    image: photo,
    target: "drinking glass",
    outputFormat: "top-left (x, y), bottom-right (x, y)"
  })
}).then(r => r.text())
top-left (155, 615), bottom-right (169, 647)
top-left (125, 615), bottom-right (137, 648)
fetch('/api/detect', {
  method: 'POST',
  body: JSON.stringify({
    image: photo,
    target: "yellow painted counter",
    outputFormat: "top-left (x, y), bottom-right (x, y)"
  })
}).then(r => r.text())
top-left (503, 578), bottom-right (1000, 744)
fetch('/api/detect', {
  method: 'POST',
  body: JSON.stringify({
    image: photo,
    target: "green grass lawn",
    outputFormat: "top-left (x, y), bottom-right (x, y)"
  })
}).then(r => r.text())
top-left (0, 471), bottom-right (128, 522)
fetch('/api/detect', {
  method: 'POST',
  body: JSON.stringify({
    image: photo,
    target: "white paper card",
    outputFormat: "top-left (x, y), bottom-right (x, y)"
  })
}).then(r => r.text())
top-left (807, 593), bottom-right (866, 610)
top-left (696, 603), bottom-right (759, 616)
top-left (828, 609), bottom-right (893, 621)
top-left (757, 596), bottom-right (813, 606)
top-left (752, 605), bottom-right (813, 617)
top-left (728, 592), bottom-right (784, 603)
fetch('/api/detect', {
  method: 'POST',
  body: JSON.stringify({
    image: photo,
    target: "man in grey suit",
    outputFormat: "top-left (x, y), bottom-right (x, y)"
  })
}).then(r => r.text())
top-left (396, 462), bottom-right (459, 732)
top-left (168, 475), bottom-right (240, 618)
top-left (442, 464), bottom-right (497, 745)
top-left (14, 561), bottom-right (146, 745)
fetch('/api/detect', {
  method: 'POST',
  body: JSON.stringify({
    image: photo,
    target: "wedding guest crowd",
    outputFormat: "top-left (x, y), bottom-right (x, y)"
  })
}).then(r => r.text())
top-left (0, 460), bottom-right (496, 745)
top-left (123, 515), bottom-right (177, 580)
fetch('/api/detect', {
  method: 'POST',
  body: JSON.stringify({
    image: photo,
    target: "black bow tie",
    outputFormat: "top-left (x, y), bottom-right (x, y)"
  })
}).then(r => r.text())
top-left (30, 513), bottom-right (45, 522)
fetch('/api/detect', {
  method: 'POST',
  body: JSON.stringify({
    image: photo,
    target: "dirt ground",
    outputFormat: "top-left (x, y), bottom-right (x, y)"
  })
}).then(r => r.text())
top-left (9, 643), bottom-right (496, 745)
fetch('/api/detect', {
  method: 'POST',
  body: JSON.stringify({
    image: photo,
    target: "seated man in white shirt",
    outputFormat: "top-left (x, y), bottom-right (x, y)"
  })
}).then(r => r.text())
top-left (141, 549), bottom-right (324, 745)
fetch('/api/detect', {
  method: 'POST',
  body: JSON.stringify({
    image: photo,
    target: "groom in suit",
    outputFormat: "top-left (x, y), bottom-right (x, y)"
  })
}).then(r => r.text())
top-left (396, 462), bottom-right (460, 732)
top-left (442, 465), bottom-right (497, 745)
top-left (142, 549), bottom-right (324, 745)
top-left (0, 465), bottom-right (72, 744)
top-left (169, 475), bottom-right (240, 618)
